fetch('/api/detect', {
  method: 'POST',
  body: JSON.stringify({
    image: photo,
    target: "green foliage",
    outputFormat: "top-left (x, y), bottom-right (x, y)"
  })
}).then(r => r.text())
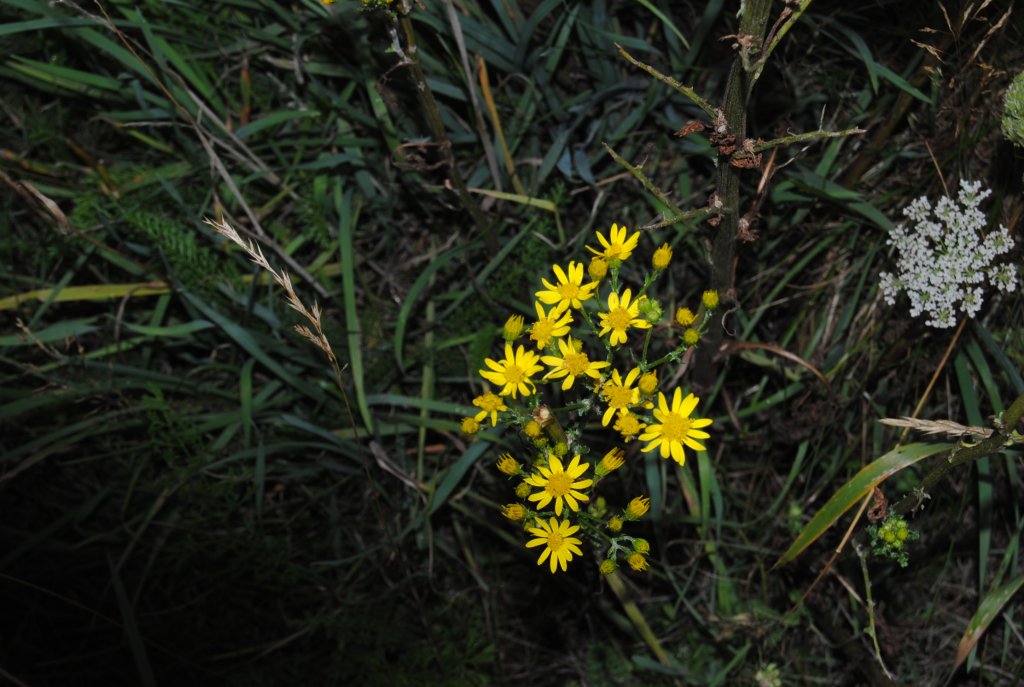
top-left (1002, 70), bottom-right (1024, 147)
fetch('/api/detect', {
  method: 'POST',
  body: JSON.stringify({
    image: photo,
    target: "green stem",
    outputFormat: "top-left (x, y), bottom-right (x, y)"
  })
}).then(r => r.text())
top-left (748, 126), bottom-right (866, 153)
top-left (603, 143), bottom-right (687, 219)
top-left (615, 43), bottom-right (717, 119)
top-left (890, 391), bottom-right (1024, 517)
top-left (395, 6), bottom-right (496, 253)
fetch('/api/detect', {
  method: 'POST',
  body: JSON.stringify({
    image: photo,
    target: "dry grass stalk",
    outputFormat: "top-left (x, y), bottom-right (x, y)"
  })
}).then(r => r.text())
top-left (879, 416), bottom-right (993, 439)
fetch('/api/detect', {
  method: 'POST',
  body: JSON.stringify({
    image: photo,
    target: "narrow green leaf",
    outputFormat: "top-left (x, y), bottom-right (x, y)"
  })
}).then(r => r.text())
top-left (774, 442), bottom-right (953, 568)
top-left (952, 574), bottom-right (1024, 675)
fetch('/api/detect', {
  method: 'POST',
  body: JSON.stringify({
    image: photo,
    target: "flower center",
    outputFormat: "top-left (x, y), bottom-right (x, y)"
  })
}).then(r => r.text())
top-left (531, 319), bottom-right (554, 343)
top-left (545, 471), bottom-right (573, 497)
top-left (504, 363), bottom-right (525, 384)
top-left (563, 352), bottom-right (589, 376)
top-left (604, 245), bottom-right (624, 260)
top-left (547, 532), bottom-right (565, 552)
top-left (660, 412), bottom-right (692, 442)
top-left (605, 384), bottom-right (633, 408)
top-left (557, 282), bottom-right (580, 300)
top-left (607, 307), bottom-right (632, 331)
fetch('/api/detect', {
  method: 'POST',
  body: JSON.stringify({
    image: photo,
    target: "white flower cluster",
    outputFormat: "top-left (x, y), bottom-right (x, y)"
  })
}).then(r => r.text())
top-left (879, 180), bottom-right (1017, 329)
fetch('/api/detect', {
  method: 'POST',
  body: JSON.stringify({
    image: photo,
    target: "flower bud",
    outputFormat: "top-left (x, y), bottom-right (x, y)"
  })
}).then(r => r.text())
top-left (652, 243), bottom-right (672, 271)
top-left (588, 257), bottom-right (608, 281)
top-left (461, 417), bottom-right (480, 435)
top-left (675, 306), bottom-right (696, 327)
top-left (501, 503), bottom-right (526, 521)
top-left (702, 290), bottom-right (719, 310)
top-left (626, 496), bottom-right (650, 520)
top-left (607, 515), bottom-right (624, 533)
top-left (599, 559), bottom-right (617, 575)
top-left (632, 538), bottom-right (651, 555)
top-left (627, 552), bottom-right (649, 571)
top-left (495, 453), bottom-right (521, 476)
top-left (503, 314), bottom-right (525, 341)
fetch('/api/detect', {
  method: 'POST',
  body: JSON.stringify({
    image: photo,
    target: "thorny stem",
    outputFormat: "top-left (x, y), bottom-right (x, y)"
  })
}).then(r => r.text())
top-left (748, 127), bottom-right (866, 153)
top-left (394, 5), bottom-right (496, 253)
top-left (615, 43), bottom-right (717, 119)
top-left (602, 143), bottom-right (687, 220)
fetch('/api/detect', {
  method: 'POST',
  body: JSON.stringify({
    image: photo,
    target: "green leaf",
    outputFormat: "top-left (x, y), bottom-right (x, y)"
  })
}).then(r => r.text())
top-left (774, 442), bottom-right (952, 568)
top-left (952, 574), bottom-right (1024, 675)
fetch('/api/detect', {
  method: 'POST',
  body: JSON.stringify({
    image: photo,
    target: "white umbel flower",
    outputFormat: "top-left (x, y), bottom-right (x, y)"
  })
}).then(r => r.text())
top-left (879, 180), bottom-right (1018, 329)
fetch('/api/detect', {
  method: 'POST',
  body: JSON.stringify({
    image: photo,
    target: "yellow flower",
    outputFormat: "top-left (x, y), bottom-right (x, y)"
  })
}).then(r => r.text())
top-left (535, 261), bottom-right (596, 313)
top-left (596, 447), bottom-right (625, 475)
top-left (472, 392), bottom-right (507, 426)
top-left (503, 314), bottom-right (525, 341)
top-left (541, 336), bottom-right (611, 390)
top-left (600, 368), bottom-right (641, 426)
top-left (613, 411), bottom-right (646, 442)
top-left (525, 454), bottom-right (593, 516)
top-left (460, 417), bottom-right (479, 435)
top-left (626, 496), bottom-right (650, 519)
top-left (501, 503), bottom-right (526, 521)
top-left (702, 290), bottom-right (719, 310)
top-left (496, 453), bottom-right (521, 476)
top-left (586, 223), bottom-right (640, 263)
top-left (638, 371), bottom-right (658, 395)
top-left (639, 388), bottom-right (713, 466)
top-left (683, 328), bottom-right (700, 346)
top-left (588, 256), bottom-right (608, 281)
top-left (599, 559), bottom-right (617, 575)
top-left (480, 343), bottom-right (543, 398)
top-left (675, 306), bottom-right (696, 327)
top-left (627, 552), bottom-right (649, 571)
top-left (598, 289), bottom-right (652, 346)
top-left (652, 243), bottom-right (672, 270)
top-left (607, 515), bottom-right (624, 532)
top-left (523, 420), bottom-right (542, 438)
top-left (525, 517), bottom-right (584, 573)
top-left (528, 301), bottom-right (573, 350)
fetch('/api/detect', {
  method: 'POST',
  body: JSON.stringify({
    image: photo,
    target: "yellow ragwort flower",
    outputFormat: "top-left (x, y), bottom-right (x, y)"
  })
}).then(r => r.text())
top-left (598, 289), bottom-right (652, 346)
top-left (627, 552), bottom-right (649, 571)
top-left (639, 388), bottom-right (712, 466)
top-left (528, 301), bottom-right (573, 350)
top-left (683, 328), bottom-right (700, 346)
top-left (525, 517), bottom-right (584, 573)
top-left (613, 411), bottom-right (646, 442)
top-left (626, 496), bottom-right (651, 519)
top-left (600, 368), bottom-right (641, 426)
top-left (675, 306), bottom-right (696, 327)
top-left (501, 503), bottom-right (526, 521)
top-left (480, 343), bottom-right (543, 398)
top-left (541, 336), bottom-right (611, 390)
top-left (596, 447), bottom-right (625, 475)
top-left (638, 371), bottom-right (658, 395)
top-left (652, 243), bottom-right (673, 270)
top-left (536, 261), bottom-right (596, 314)
top-left (702, 289), bottom-right (720, 310)
top-left (586, 223), bottom-right (640, 263)
top-left (460, 417), bottom-right (480, 435)
top-left (503, 314), bottom-right (525, 341)
top-left (496, 453), bottom-right (521, 476)
top-left (472, 391), bottom-right (507, 426)
top-left (525, 454), bottom-right (593, 516)
top-left (588, 256), bottom-right (608, 281)
top-left (523, 419), bottom-right (542, 438)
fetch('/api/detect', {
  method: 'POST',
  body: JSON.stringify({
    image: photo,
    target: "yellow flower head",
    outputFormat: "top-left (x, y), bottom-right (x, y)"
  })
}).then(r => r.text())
top-left (652, 243), bottom-right (672, 270)
top-left (598, 289), bottom-right (652, 347)
top-left (525, 517), bottom-right (584, 573)
top-left (523, 419), bottom-right (542, 438)
top-left (525, 454), bottom-right (593, 516)
top-left (675, 306), bottom-right (696, 327)
top-left (503, 314), bottom-right (525, 341)
top-left (599, 559), bottom-right (617, 575)
top-left (588, 256), bottom-right (608, 281)
top-left (460, 417), bottom-right (480, 435)
top-left (528, 301), bottom-right (573, 350)
top-left (627, 552), bottom-right (649, 572)
top-left (587, 223), bottom-right (640, 264)
top-left (536, 261), bottom-right (597, 313)
top-left (626, 496), bottom-right (651, 519)
top-left (683, 328), bottom-right (700, 346)
top-left (596, 447), bottom-right (626, 476)
top-left (496, 453), bottom-right (521, 476)
top-left (607, 515), bottom-right (624, 532)
top-left (638, 371), bottom-right (658, 396)
top-left (702, 290), bottom-right (720, 310)
top-left (472, 391), bottom-right (507, 426)
top-left (501, 503), bottom-right (526, 521)
top-left (600, 368), bottom-right (641, 426)
top-left (541, 336), bottom-right (611, 390)
top-left (613, 411), bottom-right (646, 442)
top-left (639, 388), bottom-right (713, 466)
top-left (480, 343), bottom-right (543, 398)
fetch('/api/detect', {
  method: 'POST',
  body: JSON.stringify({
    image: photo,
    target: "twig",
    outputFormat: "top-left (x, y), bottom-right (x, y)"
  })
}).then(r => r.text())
top-left (614, 43), bottom-right (717, 119)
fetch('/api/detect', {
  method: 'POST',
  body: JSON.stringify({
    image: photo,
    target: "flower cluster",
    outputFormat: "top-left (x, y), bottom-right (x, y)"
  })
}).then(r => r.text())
top-left (867, 514), bottom-right (919, 568)
top-left (879, 180), bottom-right (1017, 329)
top-left (464, 223), bottom-right (716, 573)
